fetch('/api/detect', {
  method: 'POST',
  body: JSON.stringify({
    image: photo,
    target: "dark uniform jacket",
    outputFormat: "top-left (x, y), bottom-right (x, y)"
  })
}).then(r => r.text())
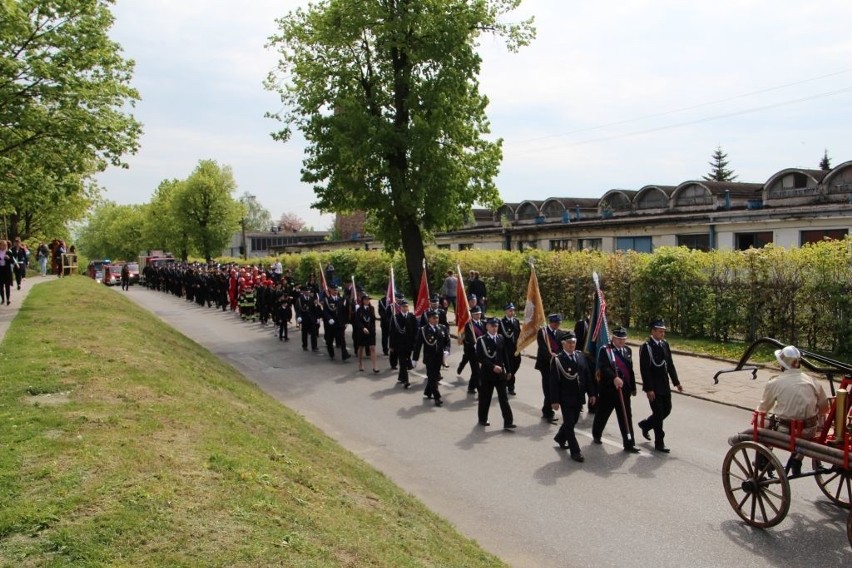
top-left (596, 344), bottom-right (636, 395)
top-left (413, 323), bottom-right (450, 364)
top-left (419, 308), bottom-right (448, 328)
top-left (549, 350), bottom-right (594, 407)
top-left (535, 327), bottom-right (561, 371)
top-left (476, 333), bottom-right (509, 376)
top-left (499, 316), bottom-right (521, 356)
top-left (390, 312), bottom-right (418, 353)
top-left (639, 338), bottom-right (680, 395)
top-left (462, 319), bottom-right (485, 351)
top-left (295, 293), bottom-right (320, 327)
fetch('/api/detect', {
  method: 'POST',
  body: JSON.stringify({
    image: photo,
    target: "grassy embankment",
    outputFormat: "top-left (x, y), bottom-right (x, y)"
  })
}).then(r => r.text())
top-left (0, 277), bottom-right (504, 567)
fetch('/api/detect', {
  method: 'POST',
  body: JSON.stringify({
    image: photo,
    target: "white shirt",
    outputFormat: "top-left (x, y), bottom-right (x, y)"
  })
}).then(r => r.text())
top-left (757, 368), bottom-right (829, 420)
top-left (273, 261), bottom-right (283, 275)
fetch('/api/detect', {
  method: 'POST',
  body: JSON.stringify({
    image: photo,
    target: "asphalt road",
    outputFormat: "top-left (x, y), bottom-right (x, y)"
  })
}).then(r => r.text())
top-left (125, 287), bottom-right (852, 568)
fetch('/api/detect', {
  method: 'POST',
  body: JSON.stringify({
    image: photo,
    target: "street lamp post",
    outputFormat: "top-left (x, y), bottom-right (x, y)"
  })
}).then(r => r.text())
top-left (240, 193), bottom-right (256, 260)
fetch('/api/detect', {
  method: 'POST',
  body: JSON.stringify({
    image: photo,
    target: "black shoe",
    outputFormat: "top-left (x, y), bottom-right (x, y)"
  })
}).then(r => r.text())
top-left (391, 366), bottom-right (398, 371)
top-left (571, 453), bottom-right (585, 463)
top-left (543, 415), bottom-right (558, 423)
top-left (655, 446), bottom-right (671, 453)
top-left (434, 399), bottom-right (443, 407)
top-left (479, 421), bottom-right (490, 426)
top-left (467, 389), bottom-right (477, 394)
top-left (403, 382), bottom-right (412, 389)
top-left (423, 394), bottom-right (433, 399)
top-left (554, 437), bottom-right (568, 449)
top-left (639, 420), bottom-right (651, 441)
top-left (284, 337), bottom-right (289, 342)
top-left (592, 438), bottom-right (602, 444)
top-left (624, 446), bottom-right (641, 454)
top-left (508, 390), bottom-right (516, 396)
top-left (312, 348), bottom-right (320, 352)
top-left (456, 366), bottom-right (463, 375)
top-left (789, 459), bottom-right (803, 476)
top-left (342, 352), bottom-right (351, 361)
top-left (504, 424), bottom-right (517, 430)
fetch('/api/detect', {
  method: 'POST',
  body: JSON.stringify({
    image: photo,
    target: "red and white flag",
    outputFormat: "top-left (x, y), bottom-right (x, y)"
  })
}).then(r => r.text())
top-left (414, 259), bottom-right (430, 317)
top-left (455, 265), bottom-right (470, 341)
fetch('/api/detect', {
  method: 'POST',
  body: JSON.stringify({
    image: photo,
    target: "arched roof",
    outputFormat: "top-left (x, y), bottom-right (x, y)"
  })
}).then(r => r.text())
top-left (516, 200), bottom-right (544, 220)
top-left (634, 185), bottom-right (675, 210)
top-left (822, 160), bottom-right (852, 191)
top-left (494, 203), bottom-right (517, 222)
top-left (764, 168), bottom-right (826, 190)
top-left (541, 198), bottom-right (568, 218)
top-left (599, 189), bottom-right (636, 211)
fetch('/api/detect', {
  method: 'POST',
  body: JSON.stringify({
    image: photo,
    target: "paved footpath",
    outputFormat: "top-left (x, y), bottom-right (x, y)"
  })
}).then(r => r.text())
top-left (0, 272), bottom-right (54, 343)
top-left (6, 281), bottom-right (850, 567)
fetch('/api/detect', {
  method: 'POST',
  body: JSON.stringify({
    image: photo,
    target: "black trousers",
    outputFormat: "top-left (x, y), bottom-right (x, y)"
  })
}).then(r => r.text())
top-left (396, 348), bottom-right (412, 384)
top-left (554, 405), bottom-right (582, 455)
top-left (301, 322), bottom-right (318, 350)
top-left (478, 371), bottom-right (513, 426)
top-left (423, 357), bottom-right (442, 400)
top-left (592, 389), bottom-right (635, 448)
top-left (463, 346), bottom-right (480, 392)
top-left (380, 321), bottom-right (390, 355)
top-left (540, 369), bottom-right (554, 418)
top-left (643, 394), bottom-right (672, 447)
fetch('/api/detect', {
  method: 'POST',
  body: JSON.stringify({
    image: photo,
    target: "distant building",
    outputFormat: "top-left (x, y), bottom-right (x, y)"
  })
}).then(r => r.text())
top-left (239, 160), bottom-right (852, 255)
top-left (435, 161), bottom-right (852, 253)
top-left (224, 230), bottom-right (329, 258)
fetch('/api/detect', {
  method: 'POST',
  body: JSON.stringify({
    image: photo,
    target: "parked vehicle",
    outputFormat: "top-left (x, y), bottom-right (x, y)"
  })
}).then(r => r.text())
top-left (104, 264), bottom-right (122, 286)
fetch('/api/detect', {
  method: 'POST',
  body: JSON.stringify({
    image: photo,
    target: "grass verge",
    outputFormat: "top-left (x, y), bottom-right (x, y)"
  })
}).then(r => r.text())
top-left (0, 277), bottom-right (504, 567)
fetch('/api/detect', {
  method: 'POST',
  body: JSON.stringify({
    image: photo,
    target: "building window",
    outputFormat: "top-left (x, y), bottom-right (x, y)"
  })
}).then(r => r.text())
top-left (549, 239), bottom-right (575, 251)
top-left (637, 190), bottom-right (668, 210)
top-left (800, 229), bottom-right (848, 245)
top-left (735, 232), bottom-right (773, 250)
top-left (436, 244), bottom-right (450, 250)
top-left (517, 240), bottom-right (538, 252)
top-left (677, 234), bottom-right (710, 251)
top-left (675, 185), bottom-right (713, 207)
top-left (458, 243), bottom-right (474, 251)
top-left (578, 238), bottom-right (602, 251)
top-left (616, 236), bottom-right (652, 253)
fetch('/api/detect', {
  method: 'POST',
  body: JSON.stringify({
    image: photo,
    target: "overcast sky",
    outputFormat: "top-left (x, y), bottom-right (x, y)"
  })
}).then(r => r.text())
top-left (98, 0), bottom-right (852, 230)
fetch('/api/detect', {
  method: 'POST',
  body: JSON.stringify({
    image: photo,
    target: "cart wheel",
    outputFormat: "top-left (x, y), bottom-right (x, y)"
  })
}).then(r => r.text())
top-left (812, 459), bottom-right (852, 509)
top-left (722, 441), bottom-right (791, 528)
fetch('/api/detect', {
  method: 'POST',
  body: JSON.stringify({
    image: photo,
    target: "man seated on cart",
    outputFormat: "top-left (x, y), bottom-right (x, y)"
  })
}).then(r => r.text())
top-left (756, 345), bottom-right (830, 474)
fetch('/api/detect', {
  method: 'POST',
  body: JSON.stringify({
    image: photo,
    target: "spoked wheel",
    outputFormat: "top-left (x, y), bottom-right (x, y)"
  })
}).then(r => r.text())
top-left (722, 441), bottom-right (791, 528)
top-left (812, 459), bottom-right (852, 509)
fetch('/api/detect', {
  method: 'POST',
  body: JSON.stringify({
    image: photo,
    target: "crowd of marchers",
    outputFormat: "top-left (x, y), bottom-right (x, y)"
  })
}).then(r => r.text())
top-left (137, 260), bottom-right (694, 465)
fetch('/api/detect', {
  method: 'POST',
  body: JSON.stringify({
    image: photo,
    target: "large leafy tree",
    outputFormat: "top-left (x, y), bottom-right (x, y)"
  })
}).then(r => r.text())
top-left (173, 160), bottom-right (241, 261)
top-left (703, 145), bottom-right (737, 182)
top-left (0, 0), bottom-right (141, 240)
top-left (140, 179), bottom-right (189, 259)
top-left (239, 191), bottom-right (273, 232)
top-left (265, 0), bottom-right (534, 294)
top-left (75, 201), bottom-right (144, 261)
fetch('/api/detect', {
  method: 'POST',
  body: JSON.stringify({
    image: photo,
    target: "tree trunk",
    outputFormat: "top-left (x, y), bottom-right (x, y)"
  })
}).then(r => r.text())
top-left (398, 215), bottom-right (425, 298)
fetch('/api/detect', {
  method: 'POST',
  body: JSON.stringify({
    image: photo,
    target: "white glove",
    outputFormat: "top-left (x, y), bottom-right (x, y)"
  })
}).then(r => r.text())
top-left (411, 359), bottom-right (417, 368)
top-left (297, 317), bottom-right (302, 323)
top-left (329, 319), bottom-right (335, 325)
top-left (443, 351), bottom-right (450, 357)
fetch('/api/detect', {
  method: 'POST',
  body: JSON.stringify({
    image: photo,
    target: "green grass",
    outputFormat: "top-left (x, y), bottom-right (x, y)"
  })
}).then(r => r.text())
top-left (0, 277), bottom-right (505, 567)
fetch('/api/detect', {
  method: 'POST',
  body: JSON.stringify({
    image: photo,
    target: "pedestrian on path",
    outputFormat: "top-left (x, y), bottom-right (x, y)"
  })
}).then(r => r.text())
top-left (0, 241), bottom-right (12, 305)
top-left (10, 237), bottom-right (27, 290)
top-left (592, 326), bottom-right (640, 453)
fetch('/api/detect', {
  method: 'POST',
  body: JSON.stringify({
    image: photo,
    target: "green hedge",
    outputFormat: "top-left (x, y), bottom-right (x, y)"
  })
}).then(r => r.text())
top-left (216, 239), bottom-right (852, 354)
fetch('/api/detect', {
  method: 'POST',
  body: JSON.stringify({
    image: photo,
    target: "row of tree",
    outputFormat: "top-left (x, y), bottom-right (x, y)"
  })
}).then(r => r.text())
top-left (77, 160), bottom-right (242, 261)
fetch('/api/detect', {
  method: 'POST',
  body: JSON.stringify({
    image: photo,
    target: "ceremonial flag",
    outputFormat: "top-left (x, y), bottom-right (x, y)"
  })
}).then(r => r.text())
top-left (414, 259), bottom-right (430, 317)
top-left (319, 261), bottom-right (328, 296)
top-left (350, 274), bottom-right (358, 318)
top-left (386, 266), bottom-right (397, 312)
top-left (585, 272), bottom-right (610, 359)
top-left (515, 262), bottom-right (546, 355)
top-left (455, 265), bottom-right (470, 341)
